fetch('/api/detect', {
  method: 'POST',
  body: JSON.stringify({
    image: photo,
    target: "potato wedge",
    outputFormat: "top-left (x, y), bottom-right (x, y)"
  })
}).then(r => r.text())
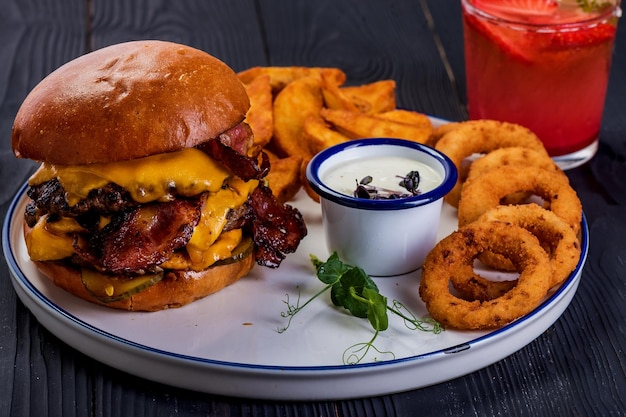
top-left (321, 108), bottom-right (432, 143)
top-left (243, 74), bottom-right (274, 149)
top-left (238, 66), bottom-right (346, 92)
top-left (272, 76), bottom-right (324, 158)
top-left (340, 80), bottom-right (396, 114)
top-left (321, 73), bottom-right (359, 112)
top-left (265, 155), bottom-right (303, 203)
top-left (303, 115), bottom-right (350, 155)
top-left (374, 109), bottom-right (431, 127)
top-left (300, 157), bottom-right (320, 203)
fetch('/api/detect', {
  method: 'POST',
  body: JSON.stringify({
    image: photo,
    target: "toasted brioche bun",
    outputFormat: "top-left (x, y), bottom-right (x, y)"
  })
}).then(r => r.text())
top-left (12, 40), bottom-right (250, 165)
top-left (34, 253), bottom-right (255, 312)
top-left (15, 41), bottom-right (258, 311)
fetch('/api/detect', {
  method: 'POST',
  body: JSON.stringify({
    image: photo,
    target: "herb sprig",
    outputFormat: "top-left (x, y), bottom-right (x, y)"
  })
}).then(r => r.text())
top-left (354, 170), bottom-right (421, 200)
top-left (576, 0), bottom-right (614, 13)
top-left (278, 252), bottom-right (442, 365)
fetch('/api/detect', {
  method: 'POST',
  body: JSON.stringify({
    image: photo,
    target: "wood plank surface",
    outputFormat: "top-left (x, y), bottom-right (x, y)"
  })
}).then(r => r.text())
top-left (256, 0), bottom-right (467, 121)
top-left (1, 1), bottom-right (89, 416)
top-left (0, 0), bottom-right (624, 416)
top-left (91, 0), bottom-right (265, 72)
top-left (0, 0), bottom-right (86, 205)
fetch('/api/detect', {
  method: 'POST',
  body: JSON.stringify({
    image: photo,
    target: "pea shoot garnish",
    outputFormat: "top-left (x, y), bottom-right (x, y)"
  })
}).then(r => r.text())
top-left (576, 0), bottom-right (613, 13)
top-left (354, 170), bottom-right (421, 200)
top-left (278, 252), bottom-right (443, 365)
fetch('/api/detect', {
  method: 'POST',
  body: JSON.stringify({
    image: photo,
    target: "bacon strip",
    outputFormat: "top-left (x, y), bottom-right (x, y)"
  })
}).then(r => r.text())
top-left (246, 185), bottom-right (307, 268)
top-left (197, 123), bottom-right (270, 181)
top-left (73, 197), bottom-right (204, 274)
top-left (217, 123), bottom-right (254, 155)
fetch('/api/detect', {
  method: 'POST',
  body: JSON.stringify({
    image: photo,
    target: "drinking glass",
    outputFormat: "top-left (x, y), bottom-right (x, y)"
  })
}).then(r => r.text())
top-left (461, 0), bottom-right (621, 169)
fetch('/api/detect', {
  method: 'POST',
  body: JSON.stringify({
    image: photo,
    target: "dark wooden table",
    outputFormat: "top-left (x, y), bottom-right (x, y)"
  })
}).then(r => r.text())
top-left (1, 1), bottom-right (625, 416)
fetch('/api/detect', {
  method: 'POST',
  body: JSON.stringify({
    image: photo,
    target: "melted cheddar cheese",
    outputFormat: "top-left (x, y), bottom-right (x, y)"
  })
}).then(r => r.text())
top-left (185, 177), bottom-right (257, 270)
top-left (25, 215), bottom-right (77, 261)
top-left (161, 229), bottom-right (243, 271)
top-left (25, 149), bottom-right (259, 270)
top-left (29, 148), bottom-right (231, 205)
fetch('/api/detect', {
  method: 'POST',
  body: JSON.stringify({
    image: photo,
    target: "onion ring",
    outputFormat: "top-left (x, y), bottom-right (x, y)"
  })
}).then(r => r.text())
top-left (435, 120), bottom-right (548, 207)
top-left (464, 147), bottom-right (561, 205)
top-left (458, 165), bottom-right (582, 235)
top-left (465, 147), bottom-right (559, 189)
top-left (477, 205), bottom-right (580, 285)
top-left (426, 122), bottom-right (461, 147)
top-left (450, 275), bottom-right (518, 303)
top-left (419, 221), bottom-right (552, 330)
top-left (451, 205), bottom-right (581, 301)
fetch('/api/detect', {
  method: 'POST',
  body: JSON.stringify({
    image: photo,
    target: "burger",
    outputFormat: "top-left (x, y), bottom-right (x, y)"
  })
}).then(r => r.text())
top-left (12, 40), bottom-right (307, 311)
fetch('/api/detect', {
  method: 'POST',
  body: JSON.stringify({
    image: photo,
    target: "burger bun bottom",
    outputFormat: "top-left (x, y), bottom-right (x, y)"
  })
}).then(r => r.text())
top-left (34, 255), bottom-right (255, 312)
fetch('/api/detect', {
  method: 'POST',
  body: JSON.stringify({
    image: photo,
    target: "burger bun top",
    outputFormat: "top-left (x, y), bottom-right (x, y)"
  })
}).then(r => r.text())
top-left (12, 40), bottom-right (250, 165)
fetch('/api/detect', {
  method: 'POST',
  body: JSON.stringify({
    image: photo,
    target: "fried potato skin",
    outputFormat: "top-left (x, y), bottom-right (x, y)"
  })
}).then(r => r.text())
top-left (272, 76), bottom-right (324, 158)
top-left (302, 115), bottom-right (349, 155)
top-left (238, 66), bottom-right (346, 92)
top-left (236, 66), bottom-right (433, 204)
top-left (320, 108), bottom-right (432, 143)
top-left (265, 154), bottom-right (303, 203)
top-left (242, 74), bottom-right (274, 149)
top-left (340, 80), bottom-right (396, 114)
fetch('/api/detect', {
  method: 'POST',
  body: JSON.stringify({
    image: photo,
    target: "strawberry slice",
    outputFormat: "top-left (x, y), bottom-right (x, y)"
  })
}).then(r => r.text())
top-left (464, 13), bottom-right (535, 63)
top-left (547, 22), bottom-right (617, 48)
top-left (470, 0), bottom-right (559, 20)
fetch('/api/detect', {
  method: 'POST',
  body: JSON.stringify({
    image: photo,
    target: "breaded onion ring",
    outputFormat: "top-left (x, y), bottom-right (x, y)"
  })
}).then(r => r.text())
top-left (464, 147), bottom-right (560, 188)
top-left (451, 205), bottom-right (581, 301)
top-left (458, 165), bottom-right (582, 235)
top-left (451, 275), bottom-right (517, 303)
top-left (478, 205), bottom-right (580, 285)
top-left (419, 221), bottom-right (552, 330)
top-left (435, 120), bottom-right (548, 207)
top-left (426, 122), bottom-right (461, 147)
top-left (464, 147), bottom-right (562, 206)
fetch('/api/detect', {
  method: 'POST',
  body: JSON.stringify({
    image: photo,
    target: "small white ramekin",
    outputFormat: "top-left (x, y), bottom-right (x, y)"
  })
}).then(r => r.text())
top-left (306, 138), bottom-right (457, 276)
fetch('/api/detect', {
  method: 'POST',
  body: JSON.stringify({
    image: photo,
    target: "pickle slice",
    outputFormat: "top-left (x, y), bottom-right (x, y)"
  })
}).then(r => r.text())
top-left (80, 237), bottom-right (252, 302)
top-left (81, 269), bottom-right (163, 303)
top-left (213, 236), bottom-right (254, 266)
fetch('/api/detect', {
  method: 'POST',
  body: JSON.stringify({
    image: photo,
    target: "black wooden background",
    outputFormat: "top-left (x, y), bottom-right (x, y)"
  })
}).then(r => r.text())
top-left (1, 1), bottom-right (625, 416)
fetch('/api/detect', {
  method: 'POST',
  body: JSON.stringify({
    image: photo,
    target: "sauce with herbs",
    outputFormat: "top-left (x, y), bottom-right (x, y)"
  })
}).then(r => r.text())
top-left (323, 156), bottom-right (442, 198)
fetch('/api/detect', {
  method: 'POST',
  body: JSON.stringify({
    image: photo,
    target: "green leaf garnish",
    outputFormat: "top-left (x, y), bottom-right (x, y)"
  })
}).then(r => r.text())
top-left (576, 0), bottom-right (614, 13)
top-left (342, 331), bottom-right (394, 365)
top-left (313, 252), bottom-right (352, 284)
top-left (279, 252), bottom-right (442, 364)
top-left (331, 267), bottom-right (379, 319)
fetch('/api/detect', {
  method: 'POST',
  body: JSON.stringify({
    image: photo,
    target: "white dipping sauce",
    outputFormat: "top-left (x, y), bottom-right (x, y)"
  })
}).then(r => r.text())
top-left (323, 156), bottom-right (442, 197)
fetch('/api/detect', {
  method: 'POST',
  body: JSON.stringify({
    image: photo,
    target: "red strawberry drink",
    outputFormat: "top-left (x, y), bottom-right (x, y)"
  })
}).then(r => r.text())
top-left (462, 0), bottom-right (621, 168)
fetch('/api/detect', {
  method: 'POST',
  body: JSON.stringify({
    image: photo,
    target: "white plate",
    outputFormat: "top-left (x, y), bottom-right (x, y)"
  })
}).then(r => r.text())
top-left (3, 180), bottom-right (588, 400)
